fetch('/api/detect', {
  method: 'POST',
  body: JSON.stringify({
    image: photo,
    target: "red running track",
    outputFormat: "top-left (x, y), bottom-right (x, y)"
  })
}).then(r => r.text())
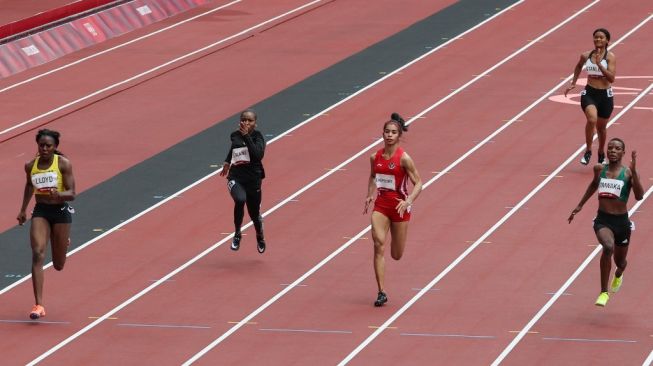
top-left (1, 0), bottom-right (653, 365)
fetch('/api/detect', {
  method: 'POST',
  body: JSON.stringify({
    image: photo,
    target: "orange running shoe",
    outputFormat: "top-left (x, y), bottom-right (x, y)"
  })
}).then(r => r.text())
top-left (29, 305), bottom-right (46, 319)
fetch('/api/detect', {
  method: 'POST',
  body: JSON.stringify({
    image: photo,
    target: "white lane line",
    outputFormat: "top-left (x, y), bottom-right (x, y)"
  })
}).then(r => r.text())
top-left (542, 337), bottom-right (637, 343)
top-left (400, 333), bottom-right (495, 339)
top-left (0, 0), bottom-right (242, 94)
top-left (1, 0), bottom-right (525, 298)
top-left (0, 0), bottom-right (324, 136)
top-left (0, 319), bottom-right (70, 325)
top-left (339, 20), bottom-right (653, 366)
top-left (186, 3), bottom-right (623, 364)
top-left (642, 349), bottom-right (653, 366)
top-left (116, 323), bottom-right (211, 329)
top-left (259, 328), bottom-right (352, 334)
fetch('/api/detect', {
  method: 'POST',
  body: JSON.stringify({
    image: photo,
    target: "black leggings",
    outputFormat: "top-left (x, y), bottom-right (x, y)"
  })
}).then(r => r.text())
top-left (228, 179), bottom-right (263, 237)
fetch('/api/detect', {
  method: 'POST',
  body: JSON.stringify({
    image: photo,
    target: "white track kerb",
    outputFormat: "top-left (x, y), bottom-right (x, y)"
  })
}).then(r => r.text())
top-left (21, 2), bottom-right (533, 365)
top-left (0, 0), bottom-right (243, 95)
top-left (340, 18), bottom-right (653, 366)
top-left (0, 0), bottom-right (325, 136)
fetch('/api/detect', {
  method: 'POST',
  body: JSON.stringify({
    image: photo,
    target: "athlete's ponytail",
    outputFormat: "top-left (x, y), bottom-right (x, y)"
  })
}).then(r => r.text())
top-left (385, 112), bottom-right (408, 136)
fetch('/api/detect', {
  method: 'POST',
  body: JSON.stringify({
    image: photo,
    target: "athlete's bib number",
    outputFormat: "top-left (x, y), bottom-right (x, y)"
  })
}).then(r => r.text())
top-left (231, 147), bottom-right (250, 165)
top-left (598, 178), bottom-right (623, 199)
top-left (375, 174), bottom-right (396, 190)
top-left (606, 87), bottom-right (614, 98)
top-left (31, 171), bottom-right (58, 193)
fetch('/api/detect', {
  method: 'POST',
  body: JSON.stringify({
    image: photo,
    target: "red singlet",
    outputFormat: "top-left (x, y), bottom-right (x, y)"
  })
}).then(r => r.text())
top-left (372, 147), bottom-right (410, 222)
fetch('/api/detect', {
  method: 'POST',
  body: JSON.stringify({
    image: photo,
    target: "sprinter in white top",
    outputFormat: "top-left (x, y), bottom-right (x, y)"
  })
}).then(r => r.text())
top-left (565, 28), bottom-right (616, 166)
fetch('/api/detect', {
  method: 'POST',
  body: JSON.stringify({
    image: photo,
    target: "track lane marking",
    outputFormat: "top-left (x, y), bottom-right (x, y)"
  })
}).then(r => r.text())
top-left (0, 0), bottom-right (242, 94)
top-left (0, 0), bottom-right (325, 137)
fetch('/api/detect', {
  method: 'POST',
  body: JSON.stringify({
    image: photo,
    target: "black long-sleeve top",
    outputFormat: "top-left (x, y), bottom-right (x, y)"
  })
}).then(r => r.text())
top-left (224, 130), bottom-right (266, 182)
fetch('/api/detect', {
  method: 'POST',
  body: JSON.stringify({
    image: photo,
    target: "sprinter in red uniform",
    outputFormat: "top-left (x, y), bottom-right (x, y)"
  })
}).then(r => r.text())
top-left (364, 113), bottom-right (422, 307)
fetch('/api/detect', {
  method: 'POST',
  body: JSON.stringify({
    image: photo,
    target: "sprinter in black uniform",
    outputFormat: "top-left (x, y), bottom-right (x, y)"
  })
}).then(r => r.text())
top-left (565, 28), bottom-right (616, 165)
top-left (568, 138), bottom-right (643, 307)
top-left (220, 109), bottom-right (267, 253)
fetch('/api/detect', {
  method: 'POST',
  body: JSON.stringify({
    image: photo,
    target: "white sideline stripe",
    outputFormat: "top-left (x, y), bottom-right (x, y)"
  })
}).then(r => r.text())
top-left (642, 349), bottom-right (653, 366)
top-left (0, 0), bottom-right (242, 94)
top-left (339, 15), bottom-right (653, 366)
top-left (259, 328), bottom-right (352, 334)
top-left (186, 3), bottom-right (620, 364)
top-left (0, 0), bottom-right (323, 136)
top-left (493, 183), bottom-right (653, 365)
top-left (21, 1), bottom-right (525, 364)
top-left (542, 337), bottom-right (636, 343)
top-left (116, 323), bottom-right (211, 329)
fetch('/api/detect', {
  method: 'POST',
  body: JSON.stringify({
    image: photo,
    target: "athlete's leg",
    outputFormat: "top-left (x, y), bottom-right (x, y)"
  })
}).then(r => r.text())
top-left (595, 227), bottom-right (616, 293)
top-left (30, 218), bottom-right (50, 305)
top-left (51, 223), bottom-right (71, 271)
top-left (228, 180), bottom-right (247, 235)
top-left (389, 221), bottom-right (409, 260)
top-left (613, 244), bottom-right (628, 278)
top-left (371, 211), bottom-right (391, 293)
top-left (596, 117), bottom-right (609, 159)
top-left (244, 181), bottom-right (264, 238)
top-left (583, 105), bottom-right (599, 153)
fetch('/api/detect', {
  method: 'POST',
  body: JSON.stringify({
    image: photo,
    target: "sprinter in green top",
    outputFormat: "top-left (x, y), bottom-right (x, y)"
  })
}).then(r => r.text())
top-left (568, 138), bottom-right (644, 307)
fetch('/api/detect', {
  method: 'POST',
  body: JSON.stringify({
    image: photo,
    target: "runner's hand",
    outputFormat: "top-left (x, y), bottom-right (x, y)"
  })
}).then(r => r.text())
top-left (219, 162), bottom-right (230, 177)
top-left (564, 83), bottom-right (575, 97)
top-left (568, 205), bottom-right (582, 223)
top-left (630, 150), bottom-right (637, 172)
top-left (363, 196), bottom-right (373, 214)
top-left (17, 211), bottom-right (26, 226)
top-left (395, 198), bottom-right (411, 218)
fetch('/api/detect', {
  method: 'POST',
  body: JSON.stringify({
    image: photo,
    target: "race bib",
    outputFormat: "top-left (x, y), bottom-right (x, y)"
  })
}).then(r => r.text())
top-left (31, 171), bottom-right (58, 193)
top-left (606, 87), bottom-right (614, 97)
top-left (375, 174), bottom-right (396, 190)
top-left (598, 178), bottom-right (623, 199)
top-left (230, 147), bottom-right (250, 165)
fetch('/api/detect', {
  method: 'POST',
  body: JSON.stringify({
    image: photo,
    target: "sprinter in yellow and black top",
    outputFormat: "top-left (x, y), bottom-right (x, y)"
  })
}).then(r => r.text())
top-left (17, 129), bottom-right (76, 320)
top-left (568, 138), bottom-right (644, 307)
